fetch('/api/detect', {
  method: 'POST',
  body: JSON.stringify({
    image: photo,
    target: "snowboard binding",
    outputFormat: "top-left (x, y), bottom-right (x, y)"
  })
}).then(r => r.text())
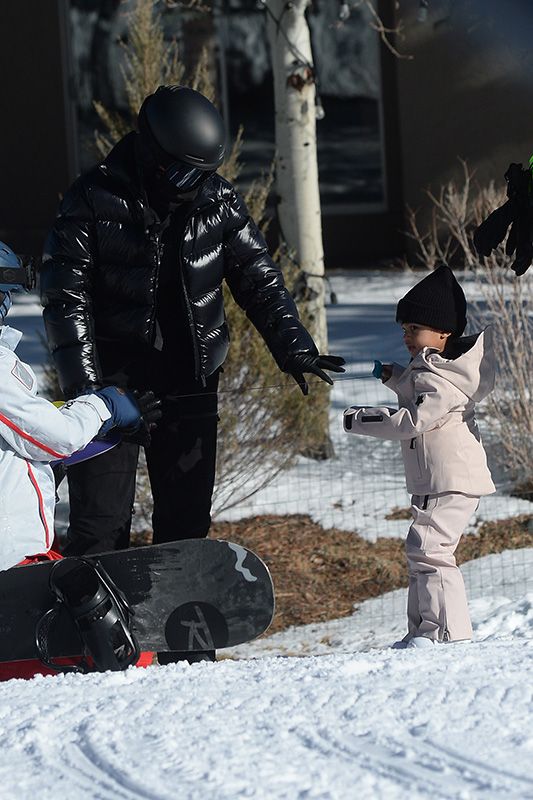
top-left (35, 558), bottom-right (140, 674)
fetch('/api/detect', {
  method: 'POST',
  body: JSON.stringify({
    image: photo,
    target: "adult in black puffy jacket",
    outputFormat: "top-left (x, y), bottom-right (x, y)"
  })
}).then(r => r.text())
top-left (41, 85), bottom-right (344, 562)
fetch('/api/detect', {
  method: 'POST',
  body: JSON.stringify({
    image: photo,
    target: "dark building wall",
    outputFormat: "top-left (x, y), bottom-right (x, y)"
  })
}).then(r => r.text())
top-left (322, 0), bottom-right (404, 268)
top-left (9, 1), bottom-right (530, 267)
top-left (396, 0), bottom-right (533, 228)
top-left (0, 0), bottom-right (77, 255)
top-left (210, 0), bottom-right (404, 268)
top-left (0, 0), bottom-right (405, 265)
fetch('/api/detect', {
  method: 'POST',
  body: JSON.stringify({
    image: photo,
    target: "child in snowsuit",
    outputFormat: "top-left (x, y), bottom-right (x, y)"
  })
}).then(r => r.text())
top-left (343, 266), bottom-right (495, 647)
top-left (0, 241), bottom-right (148, 572)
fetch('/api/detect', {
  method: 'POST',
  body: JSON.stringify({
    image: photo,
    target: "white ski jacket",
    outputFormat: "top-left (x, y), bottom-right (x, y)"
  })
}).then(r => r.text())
top-left (0, 326), bottom-right (111, 571)
top-left (344, 327), bottom-right (496, 497)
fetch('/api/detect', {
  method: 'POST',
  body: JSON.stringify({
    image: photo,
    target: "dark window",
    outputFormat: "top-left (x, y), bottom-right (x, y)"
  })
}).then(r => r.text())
top-left (221, 0), bottom-right (386, 211)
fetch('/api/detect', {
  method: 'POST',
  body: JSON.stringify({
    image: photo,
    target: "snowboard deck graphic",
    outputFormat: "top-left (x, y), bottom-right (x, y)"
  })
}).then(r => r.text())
top-left (0, 539), bottom-right (274, 664)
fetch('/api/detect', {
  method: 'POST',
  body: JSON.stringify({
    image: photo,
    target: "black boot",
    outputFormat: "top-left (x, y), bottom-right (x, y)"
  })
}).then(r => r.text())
top-left (36, 558), bottom-right (140, 673)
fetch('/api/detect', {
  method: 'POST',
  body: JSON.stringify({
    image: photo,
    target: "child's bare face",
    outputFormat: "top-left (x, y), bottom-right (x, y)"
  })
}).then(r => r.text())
top-left (401, 323), bottom-right (451, 356)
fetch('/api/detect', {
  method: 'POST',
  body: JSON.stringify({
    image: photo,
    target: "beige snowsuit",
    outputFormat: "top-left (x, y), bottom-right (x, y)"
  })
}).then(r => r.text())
top-left (344, 327), bottom-right (496, 641)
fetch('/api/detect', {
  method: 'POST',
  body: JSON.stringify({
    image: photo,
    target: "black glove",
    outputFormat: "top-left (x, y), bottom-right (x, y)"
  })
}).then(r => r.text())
top-left (505, 213), bottom-right (533, 276)
top-left (505, 162), bottom-right (531, 203)
top-left (119, 389), bottom-right (162, 448)
top-left (285, 353), bottom-right (345, 396)
top-left (473, 200), bottom-right (516, 257)
top-left (473, 162), bottom-right (533, 275)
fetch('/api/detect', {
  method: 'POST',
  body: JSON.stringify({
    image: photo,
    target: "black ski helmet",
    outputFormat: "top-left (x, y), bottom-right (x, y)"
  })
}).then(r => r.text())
top-left (138, 85), bottom-right (226, 172)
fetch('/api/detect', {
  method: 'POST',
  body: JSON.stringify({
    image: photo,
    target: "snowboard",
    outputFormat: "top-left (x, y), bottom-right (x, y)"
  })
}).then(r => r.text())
top-left (0, 539), bottom-right (275, 665)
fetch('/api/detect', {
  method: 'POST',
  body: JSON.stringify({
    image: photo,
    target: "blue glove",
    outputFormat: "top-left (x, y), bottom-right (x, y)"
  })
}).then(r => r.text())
top-left (94, 387), bottom-right (142, 436)
top-left (372, 360), bottom-right (383, 379)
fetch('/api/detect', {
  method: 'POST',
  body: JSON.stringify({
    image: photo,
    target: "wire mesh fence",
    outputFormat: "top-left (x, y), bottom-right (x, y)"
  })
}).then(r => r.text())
top-left (126, 368), bottom-right (533, 649)
top-left (214, 371), bottom-right (532, 536)
top-left (47, 267), bottom-right (532, 648)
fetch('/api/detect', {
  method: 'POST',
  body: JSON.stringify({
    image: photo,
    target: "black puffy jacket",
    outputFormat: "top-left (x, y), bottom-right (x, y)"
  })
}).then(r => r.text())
top-left (41, 132), bottom-right (317, 397)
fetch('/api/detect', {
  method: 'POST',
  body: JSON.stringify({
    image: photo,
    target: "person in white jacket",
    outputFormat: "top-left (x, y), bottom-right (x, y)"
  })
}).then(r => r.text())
top-left (0, 241), bottom-right (155, 572)
top-left (344, 266), bottom-right (495, 647)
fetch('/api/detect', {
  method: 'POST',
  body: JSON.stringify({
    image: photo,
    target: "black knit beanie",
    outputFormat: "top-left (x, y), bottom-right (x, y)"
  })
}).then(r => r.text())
top-left (396, 265), bottom-right (467, 336)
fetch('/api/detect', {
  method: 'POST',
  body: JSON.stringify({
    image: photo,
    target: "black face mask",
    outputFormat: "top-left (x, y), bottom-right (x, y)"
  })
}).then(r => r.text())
top-left (163, 160), bottom-right (213, 193)
top-left (152, 161), bottom-right (213, 204)
top-left (137, 130), bottom-right (213, 203)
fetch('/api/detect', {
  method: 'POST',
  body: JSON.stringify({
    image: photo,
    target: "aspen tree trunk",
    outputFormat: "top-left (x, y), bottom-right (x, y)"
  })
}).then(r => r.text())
top-left (266, 0), bottom-right (328, 353)
top-left (266, 0), bottom-right (333, 457)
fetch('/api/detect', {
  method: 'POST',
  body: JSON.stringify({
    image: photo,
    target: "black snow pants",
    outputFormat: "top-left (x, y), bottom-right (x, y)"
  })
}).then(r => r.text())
top-left (62, 372), bottom-right (219, 557)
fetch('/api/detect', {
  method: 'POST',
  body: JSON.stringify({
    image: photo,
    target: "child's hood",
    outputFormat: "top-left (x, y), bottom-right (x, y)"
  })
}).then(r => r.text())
top-left (416, 326), bottom-right (495, 402)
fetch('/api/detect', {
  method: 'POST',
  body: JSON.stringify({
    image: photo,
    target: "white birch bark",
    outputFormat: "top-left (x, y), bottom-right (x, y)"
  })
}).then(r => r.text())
top-left (266, 0), bottom-right (328, 353)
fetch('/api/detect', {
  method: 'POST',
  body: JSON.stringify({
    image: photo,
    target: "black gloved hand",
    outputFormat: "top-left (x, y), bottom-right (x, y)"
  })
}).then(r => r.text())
top-left (473, 162), bottom-right (533, 276)
top-left (505, 162), bottom-right (531, 202)
top-left (505, 213), bottom-right (533, 276)
top-left (473, 200), bottom-right (517, 257)
top-left (285, 353), bottom-right (345, 396)
top-left (120, 390), bottom-right (162, 448)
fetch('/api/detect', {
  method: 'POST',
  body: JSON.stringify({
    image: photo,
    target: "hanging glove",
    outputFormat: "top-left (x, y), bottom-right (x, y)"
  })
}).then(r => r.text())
top-left (120, 390), bottom-right (162, 448)
top-left (473, 162), bottom-right (533, 275)
top-left (505, 213), bottom-right (533, 276)
top-left (505, 161), bottom-right (531, 203)
top-left (284, 352), bottom-right (345, 396)
top-left (473, 200), bottom-right (517, 257)
top-left (502, 162), bottom-right (533, 275)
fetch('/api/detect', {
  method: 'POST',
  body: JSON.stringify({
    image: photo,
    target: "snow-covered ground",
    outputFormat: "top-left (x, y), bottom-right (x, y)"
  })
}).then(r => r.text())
top-left (2, 270), bottom-right (532, 799)
top-left (1, 574), bottom-right (533, 800)
top-left (1, 637), bottom-right (533, 800)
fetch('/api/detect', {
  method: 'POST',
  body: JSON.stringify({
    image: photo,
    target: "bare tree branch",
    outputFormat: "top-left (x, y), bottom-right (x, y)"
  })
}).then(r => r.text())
top-left (344, 0), bottom-right (414, 60)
